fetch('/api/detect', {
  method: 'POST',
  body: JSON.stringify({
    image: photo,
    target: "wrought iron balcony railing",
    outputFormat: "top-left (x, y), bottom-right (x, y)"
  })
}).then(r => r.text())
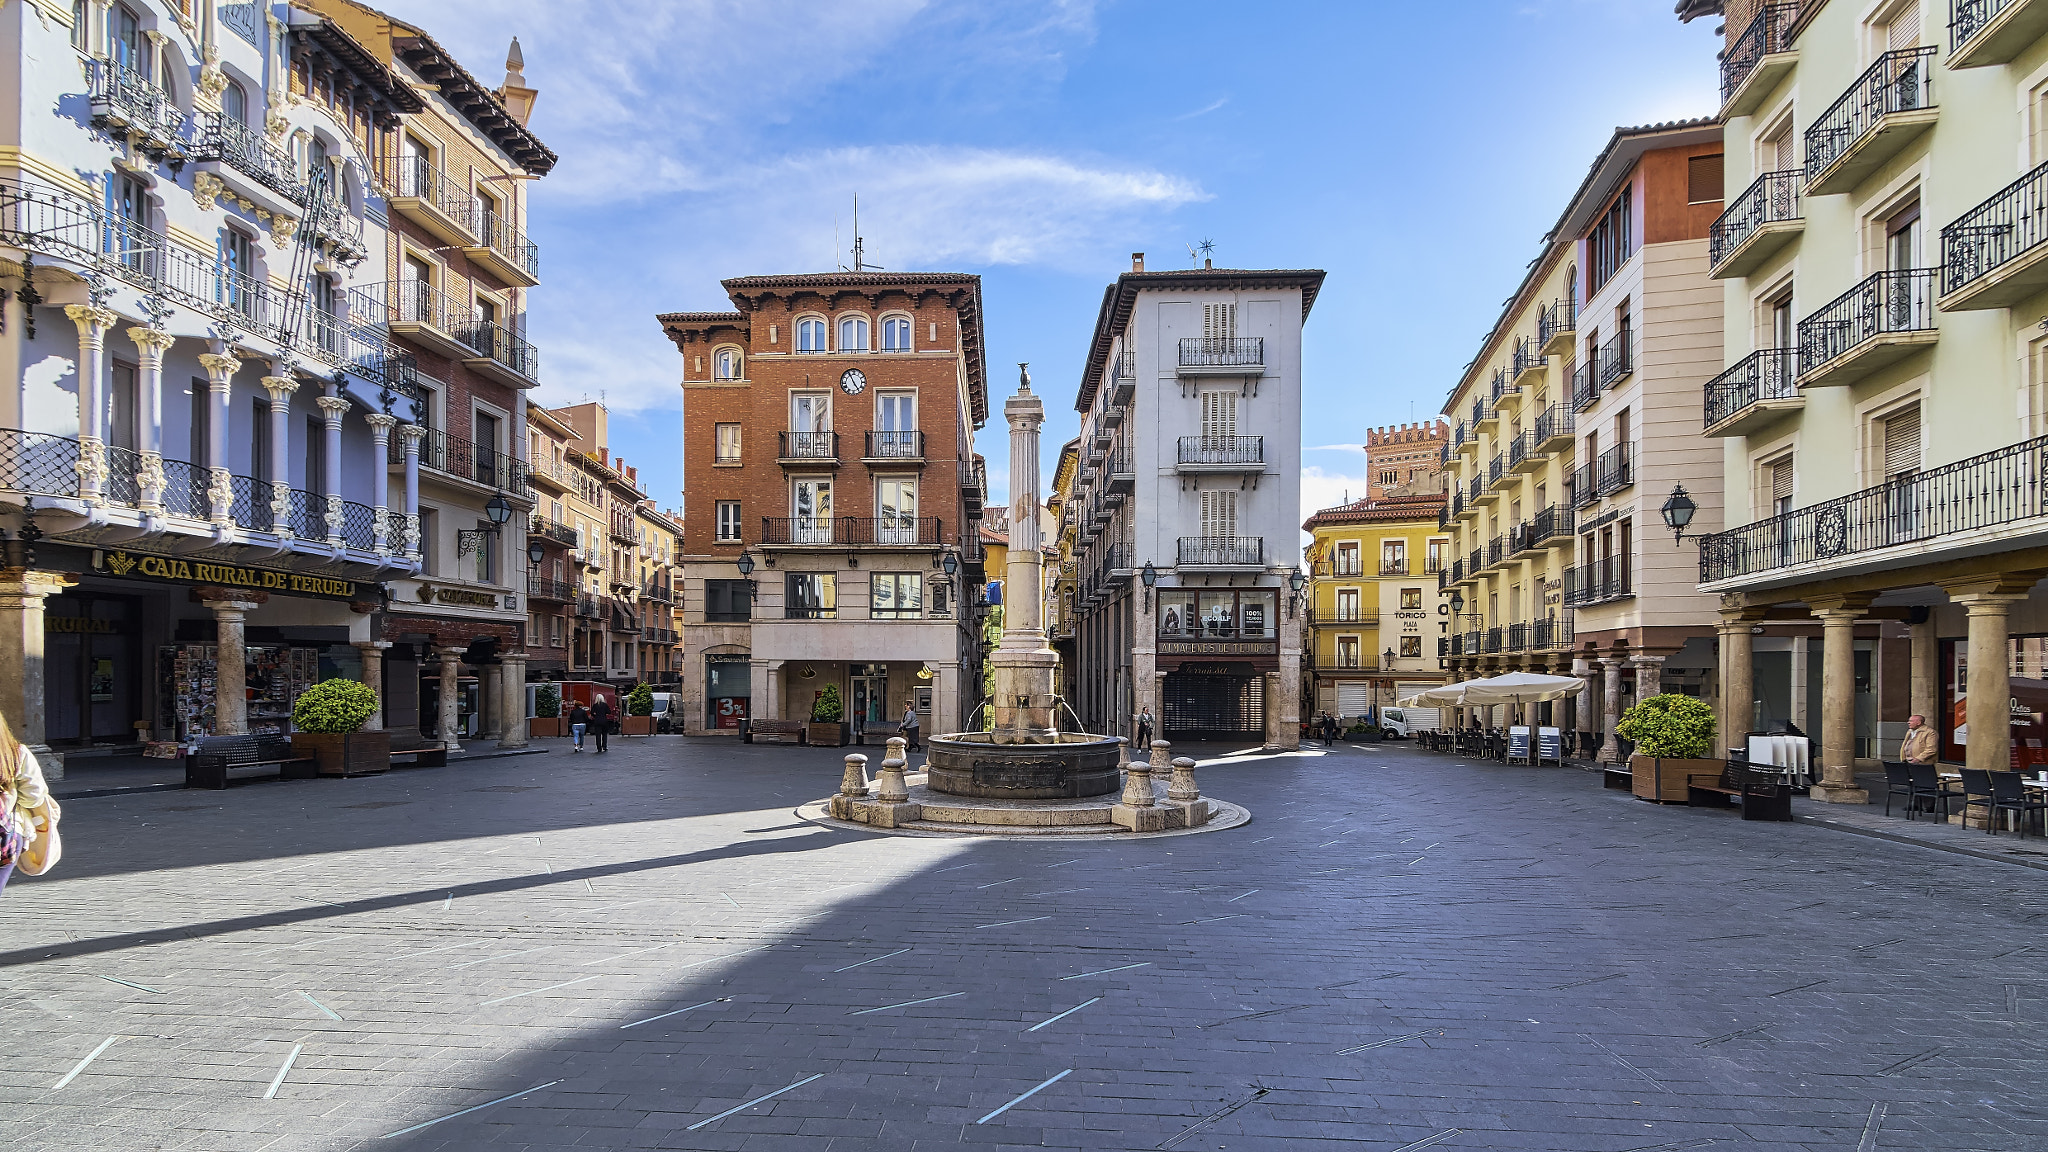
top-left (640, 578), bottom-right (676, 603)
top-left (1534, 404), bottom-right (1574, 443)
top-left (1380, 558), bottom-right (1409, 576)
top-left (1513, 337), bottom-right (1545, 378)
top-left (529, 514), bottom-right (578, 546)
top-left (1805, 47), bottom-right (1936, 182)
top-left (865, 430), bottom-right (925, 459)
top-left (1177, 435), bottom-right (1263, 465)
top-left (455, 317), bottom-right (540, 382)
top-left (1722, 3), bottom-right (1800, 104)
top-left (1596, 334), bottom-right (1634, 389)
top-left (1177, 337), bottom-right (1264, 368)
top-left (386, 427), bottom-right (529, 492)
top-left (1491, 367), bottom-right (1515, 403)
top-left (1486, 536), bottom-right (1504, 567)
top-left (89, 61), bottom-right (184, 149)
top-left (1178, 536), bottom-right (1263, 566)
top-left (1538, 296), bottom-right (1575, 346)
top-left (191, 112), bottom-right (309, 205)
top-left (1595, 443), bottom-right (1634, 497)
top-left (528, 576), bottom-right (575, 601)
top-left (1699, 431), bottom-right (2048, 583)
top-left (1533, 615), bottom-right (1574, 651)
top-left (1952, 0), bottom-right (2020, 51)
top-left (1564, 561), bottom-right (1633, 607)
top-left (1941, 159), bottom-right (2048, 298)
top-left (1488, 453), bottom-right (1504, 486)
top-left (1705, 348), bottom-right (1800, 428)
top-left (475, 207), bottom-right (541, 281)
top-left (1710, 170), bottom-right (1802, 268)
top-left (385, 153), bottom-right (478, 232)
top-left (1570, 361), bottom-right (1599, 413)
top-left (1797, 268), bottom-right (1936, 377)
top-left (1569, 463), bottom-right (1599, 510)
top-left (778, 431), bottom-right (839, 460)
top-left (759, 516), bottom-right (944, 545)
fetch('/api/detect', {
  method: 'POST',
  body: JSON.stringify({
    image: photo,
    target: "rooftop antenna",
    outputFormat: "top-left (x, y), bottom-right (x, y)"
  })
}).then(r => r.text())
top-left (851, 194), bottom-right (882, 272)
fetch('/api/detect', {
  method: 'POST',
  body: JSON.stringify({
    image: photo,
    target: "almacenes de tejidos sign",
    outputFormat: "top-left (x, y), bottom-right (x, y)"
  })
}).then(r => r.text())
top-left (92, 550), bottom-right (362, 601)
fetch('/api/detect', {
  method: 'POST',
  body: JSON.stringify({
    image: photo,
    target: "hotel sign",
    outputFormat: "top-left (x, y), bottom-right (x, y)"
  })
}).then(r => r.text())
top-left (92, 550), bottom-right (364, 601)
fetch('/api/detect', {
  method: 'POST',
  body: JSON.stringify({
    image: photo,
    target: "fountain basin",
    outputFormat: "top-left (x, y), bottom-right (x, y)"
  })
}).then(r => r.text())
top-left (925, 731), bottom-right (1123, 799)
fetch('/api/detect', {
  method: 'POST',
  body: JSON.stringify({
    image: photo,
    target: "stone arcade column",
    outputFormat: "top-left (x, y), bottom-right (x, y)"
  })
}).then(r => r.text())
top-left (1909, 609), bottom-right (1938, 731)
top-left (126, 327), bottom-right (174, 514)
top-left (478, 665), bottom-right (503, 741)
top-left (399, 424), bottom-right (424, 559)
top-left (200, 589), bottom-right (266, 736)
top-left (196, 351), bottom-right (242, 524)
top-left (1596, 658), bottom-right (1625, 763)
top-left (1946, 576), bottom-right (2041, 779)
top-left (989, 366), bottom-right (1060, 735)
top-left (353, 640), bottom-right (390, 731)
top-left (1632, 653), bottom-right (1665, 700)
top-left (1717, 609), bottom-right (1758, 759)
top-left (0, 570), bottom-right (75, 778)
top-left (261, 373), bottom-right (298, 535)
top-left (436, 647), bottom-right (465, 752)
top-left (364, 414), bottom-right (398, 552)
top-left (1809, 596), bottom-right (1872, 804)
top-left (497, 652), bottom-right (529, 749)
top-left (65, 304), bottom-right (116, 503)
top-left (317, 393), bottom-right (349, 544)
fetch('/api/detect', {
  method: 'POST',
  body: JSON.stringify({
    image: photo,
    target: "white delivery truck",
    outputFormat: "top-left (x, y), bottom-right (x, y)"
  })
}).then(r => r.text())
top-left (1379, 706), bottom-right (1441, 739)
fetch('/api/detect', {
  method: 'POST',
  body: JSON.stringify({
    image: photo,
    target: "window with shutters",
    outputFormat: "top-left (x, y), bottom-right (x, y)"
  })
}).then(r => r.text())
top-left (1335, 587), bottom-right (1361, 622)
top-left (1333, 541), bottom-right (1360, 576)
top-left (1881, 406), bottom-right (1920, 479)
top-left (1767, 455), bottom-right (1795, 517)
top-left (1883, 0), bottom-right (1920, 53)
top-left (1687, 154), bottom-right (1724, 205)
top-left (1203, 302), bottom-right (1236, 340)
top-left (1200, 490), bottom-right (1237, 539)
top-left (1335, 635), bottom-right (1360, 669)
top-left (1200, 390), bottom-right (1237, 444)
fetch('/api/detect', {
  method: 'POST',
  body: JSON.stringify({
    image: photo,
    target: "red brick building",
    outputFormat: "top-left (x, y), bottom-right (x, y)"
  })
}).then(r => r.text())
top-left (660, 273), bottom-right (989, 736)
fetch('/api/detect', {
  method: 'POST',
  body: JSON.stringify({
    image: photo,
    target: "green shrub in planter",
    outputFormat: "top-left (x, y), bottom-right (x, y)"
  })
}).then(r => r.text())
top-left (293, 678), bottom-right (379, 734)
top-left (1616, 693), bottom-right (1715, 759)
top-left (811, 683), bottom-right (843, 723)
top-left (535, 683), bottom-right (560, 719)
top-left (626, 682), bottom-right (654, 717)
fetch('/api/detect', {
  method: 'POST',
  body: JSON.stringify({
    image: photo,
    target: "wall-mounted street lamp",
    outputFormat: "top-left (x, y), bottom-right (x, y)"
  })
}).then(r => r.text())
top-left (457, 492), bottom-right (513, 557)
top-left (735, 549), bottom-right (758, 597)
top-left (1287, 564), bottom-right (1306, 619)
top-left (1140, 560), bottom-right (1157, 611)
top-left (1660, 484), bottom-right (1697, 545)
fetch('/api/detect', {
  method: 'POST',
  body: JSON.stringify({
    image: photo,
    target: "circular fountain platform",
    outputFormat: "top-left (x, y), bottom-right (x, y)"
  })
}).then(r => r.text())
top-left (798, 773), bottom-right (1252, 840)
top-left (924, 731), bottom-right (1123, 800)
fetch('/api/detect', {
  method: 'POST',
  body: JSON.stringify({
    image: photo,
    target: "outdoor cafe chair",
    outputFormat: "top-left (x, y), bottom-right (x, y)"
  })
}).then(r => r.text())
top-left (1959, 768), bottom-right (1997, 832)
top-left (1881, 762), bottom-right (1913, 817)
top-left (1907, 762), bottom-right (1958, 821)
top-left (1989, 771), bottom-right (2048, 838)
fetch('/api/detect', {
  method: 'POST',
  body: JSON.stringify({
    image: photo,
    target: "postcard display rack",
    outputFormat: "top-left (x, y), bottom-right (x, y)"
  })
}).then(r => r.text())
top-left (158, 643), bottom-right (320, 740)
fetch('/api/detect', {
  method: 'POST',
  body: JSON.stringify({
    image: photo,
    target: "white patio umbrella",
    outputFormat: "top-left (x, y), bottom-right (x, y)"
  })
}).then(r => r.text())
top-left (1454, 671), bottom-right (1586, 706)
top-left (1397, 682), bottom-right (1471, 708)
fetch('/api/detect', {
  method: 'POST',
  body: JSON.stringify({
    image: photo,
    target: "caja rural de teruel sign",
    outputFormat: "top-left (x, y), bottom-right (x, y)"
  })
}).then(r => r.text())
top-left (91, 550), bottom-right (364, 601)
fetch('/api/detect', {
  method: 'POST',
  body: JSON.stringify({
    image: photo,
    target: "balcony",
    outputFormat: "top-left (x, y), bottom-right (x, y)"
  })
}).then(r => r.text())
top-left (1507, 431), bottom-right (1547, 475)
top-left (1538, 297), bottom-right (1576, 358)
top-left (777, 431), bottom-right (840, 466)
top-left (641, 578), bottom-right (675, 603)
top-left (1532, 616), bottom-right (1575, 652)
top-left (1570, 362), bottom-right (1599, 414)
top-left (1467, 547), bottom-right (1484, 577)
top-left (1454, 421), bottom-right (1478, 457)
top-left (1176, 435), bottom-right (1263, 472)
top-left (1564, 561), bottom-right (1633, 607)
top-left (1380, 558), bottom-right (1410, 576)
top-left (387, 427), bottom-right (529, 493)
top-left (962, 458), bottom-right (986, 517)
top-left (384, 153), bottom-right (479, 247)
top-left (759, 516), bottom-right (944, 546)
top-left (1108, 349), bottom-right (1136, 405)
top-left (1467, 473), bottom-right (1485, 508)
top-left (1484, 627), bottom-right (1503, 655)
top-left (1471, 395), bottom-right (1499, 430)
top-left (1486, 536), bottom-right (1505, 569)
top-left (1940, 160), bottom-right (2048, 310)
top-left (1796, 268), bottom-right (1937, 389)
top-left (1949, 0), bottom-right (2048, 67)
top-left (1521, 504), bottom-right (1574, 550)
top-left (88, 62), bottom-right (185, 158)
top-left (1512, 337), bottom-right (1547, 386)
top-left (457, 318), bottom-right (541, 388)
top-left (1710, 170), bottom-right (1803, 279)
top-left (1569, 463), bottom-right (1599, 511)
top-left (1699, 431), bottom-right (2048, 586)
top-left (529, 514), bottom-right (578, 547)
top-left (1594, 443), bottom-right (1634, 498)
top-left (462, 207), bottom-right (540, 287)
top-left (1473, 455), bottom-right (1506, 506)
top-left (1177, 337), bottom-right (1264, 374)
top-left (1489, 367), bottom-right (1517, 406)
top-left (1805, 47), bottom-right (1937, 197)
top-left (1595, 334), bottom-right (1633, 390)
top-left (353, 280), bottom-right (476, 362)
top-left (1721, 2), bottom-right (1801, 117)
top-left (1101, 404), bottom-right (1126, 429)
top-left (1448, 559), bottom-right (1465, 586)
top-left (1506, 622), bottom-right (1528, 653)
top-left (1533, 404), bottom-right (1574, 448)
top-left (641, 627), bottom-right (679, 644)
top-left (190, 112), bottom-right (309, 210)
top-left (864, 430), bottom-right (926, 464)
top-left (1178, 536), bottom-right (1264, 569)
top-left (527, 576), bottom-right (575, 602)
top-left (1704, 349), bottom-right (1802, 437)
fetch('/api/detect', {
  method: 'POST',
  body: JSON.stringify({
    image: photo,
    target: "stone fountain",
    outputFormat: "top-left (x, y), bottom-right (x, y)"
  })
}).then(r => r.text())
top-left (806, 367), bottom-right (1246, 838)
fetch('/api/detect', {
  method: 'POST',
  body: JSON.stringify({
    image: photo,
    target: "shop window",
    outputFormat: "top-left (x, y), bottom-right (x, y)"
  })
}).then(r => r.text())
top-left (706, 579), bottom-right (751, 622)
top-left (1156, 589), bottom-right (1276, 640)
top-left (786, 572), bottom-right (835, 619)
top-left (871, 572), bottom-right (923, 619)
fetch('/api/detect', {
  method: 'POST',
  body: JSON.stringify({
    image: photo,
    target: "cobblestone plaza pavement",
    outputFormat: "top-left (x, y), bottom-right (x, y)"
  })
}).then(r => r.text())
top-left (2, 738), bottom-right (2044, 1151)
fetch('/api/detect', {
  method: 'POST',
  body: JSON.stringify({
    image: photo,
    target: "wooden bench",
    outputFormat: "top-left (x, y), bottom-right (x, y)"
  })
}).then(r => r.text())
top-left (1687, 759), bottom-right (1794, 822)
top-left (185, 734), bottom-right (317, 790)
top-left (386, 726), bottom-right (449, 768)
top-left (744, 719), bottom-right (805, 745)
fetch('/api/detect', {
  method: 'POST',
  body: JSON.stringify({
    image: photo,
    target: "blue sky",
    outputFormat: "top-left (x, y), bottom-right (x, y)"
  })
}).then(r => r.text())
top-left (383, 0), bottom-right (1720, 518)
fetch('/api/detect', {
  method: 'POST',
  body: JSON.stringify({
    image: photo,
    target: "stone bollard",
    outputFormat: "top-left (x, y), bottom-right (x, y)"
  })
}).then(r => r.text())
top-left (1150, 738), bottom-right (1171, 772)
top-left (1118, 736), bottom-right (1154, 808)
top-left (875, 737), bottom-right (910, 803)
top-left (840, 753), bottom-right (870, 799)
top-left (1168, 756), bottom-right (1200, 802)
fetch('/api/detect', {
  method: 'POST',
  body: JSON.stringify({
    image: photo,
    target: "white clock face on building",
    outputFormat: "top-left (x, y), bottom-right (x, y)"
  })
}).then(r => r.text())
top-left (840, 369), bottom-right (868, 394)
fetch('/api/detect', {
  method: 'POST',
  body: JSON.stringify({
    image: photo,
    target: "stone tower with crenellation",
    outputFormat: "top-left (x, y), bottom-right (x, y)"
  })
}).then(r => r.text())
top-left (1363, 420), bottom-right (1451, 502)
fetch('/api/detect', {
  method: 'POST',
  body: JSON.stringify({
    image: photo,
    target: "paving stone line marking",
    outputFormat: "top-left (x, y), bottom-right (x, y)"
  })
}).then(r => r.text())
top-left (1553, 972), bottom-right (1625, 990)
top-left (448, 946), bottom-right (546, 971)
top-left (1227, 890), bottom-right (1259, 902)
top-left (295, 991), bottom-right (342, 1020)
top-left (620, 997), bottom-right (728, 1030)
top-left (977, 878), bottom-right (1023, 888)
top-left (379, 1079), bottom-right (562, 1139)
top-left (1388, 1131), bottom-right (1464, 1152)
top-left (263, 1043), bottom-right (301, 1100)
top-left (976, 1067), bottom-right (1072, 1124)
top-left (1031, 887), bottom-right (1092, 897)
top-left (1696, 1026), bottom-right (1769, 1047)
top-left (1202, 1004), bottom-right (1309, 1029)
top-left (849, 991), bottom-right (965, 1016)
top-left (1768, 979), bottom-right (1829, 997)
top-left (1337, 1030), bottom-right (1443, 1054)
top-left (1618, 1140), bottom-right (1716, 1152)
top-left (1585, 1034), bottom-right (1665, 1091)
top-left (976, 916), bottom-right (1051, 929)
top-left (1159, 1086), bottom-right (1269, 1148)
top-left (1857, 1103), bottom-right (1888, 1151)
top-left (720, 893), bottom-right (740, 908)
top-left (1876, 1046), bottom-right (1946, 1076)
top-left (684, 1072), bottom-right (824, 1131)
top-left (95, 975), bottom-right (164, 994)
top-left (383, 940), bottom-right (483, 963)
top-left (479, 974), bottom-right (605, 1007)
top-left (834, 948), bottom-right (910, 972)
top-left (1026, 997), bottom-right (1100, 1033)
top-left (51, 1035), bottom-right (118, 1089)
top-left (1060, 962), bottom-right (1151, 980)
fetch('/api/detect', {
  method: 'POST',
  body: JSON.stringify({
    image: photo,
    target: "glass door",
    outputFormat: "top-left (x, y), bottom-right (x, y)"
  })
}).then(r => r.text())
top-left (793, 478), bottom-right (832, 543)
top-left (877, 478), bottom-right (916, 544)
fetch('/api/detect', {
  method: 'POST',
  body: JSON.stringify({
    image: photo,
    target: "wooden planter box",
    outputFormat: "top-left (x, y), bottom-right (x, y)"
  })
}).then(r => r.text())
top-left (530, 717), bottom-right (563, 737)
top-left (620, 715), bottom-right (655, 736)
top-left (292, 730), bottom-right (391, 778)
top-left (1630, 754), bottom-right (1719, 803)
top-left (807, 721), bottom-right (848, 747)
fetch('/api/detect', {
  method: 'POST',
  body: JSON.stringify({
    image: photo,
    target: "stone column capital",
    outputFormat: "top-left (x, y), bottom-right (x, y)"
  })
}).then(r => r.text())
top-left (197, 351), bottom-right (243, 379)
top-left (1944, 576), bottom-right (2041, 606)
top-left (364, 412), bottom-right (400, 432)
top-left (1629, 653), bottom-right (1666, 668)
top-left (260, 374), bottom-right (299, 399)
top-left (399, 423), bottom-right (426, 446)
top-left (125, 326), bottom-right (176, 357)
top-left (353, 639), bottom-right (393, 652)
top-left (65, 304), bottom-right (117, 336)
top-left (316, 395), bottom-right (351, 419)
top-left (1806, 592), bottom-right (1876, 617)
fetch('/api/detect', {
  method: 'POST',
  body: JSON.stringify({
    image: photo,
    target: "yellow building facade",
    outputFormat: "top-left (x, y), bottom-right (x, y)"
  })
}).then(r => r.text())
top-left (1303, 494), bottom-right (1453, 721)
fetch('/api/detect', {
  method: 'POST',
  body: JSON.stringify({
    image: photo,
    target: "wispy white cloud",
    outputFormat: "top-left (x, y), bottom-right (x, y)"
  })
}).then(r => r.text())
top-left (1304, 443), bottom-right (1367, 454)
top-left (1300, 465), bottom-right (1370, 521)
top-left (1173, 97), bottom-right (1228, 121)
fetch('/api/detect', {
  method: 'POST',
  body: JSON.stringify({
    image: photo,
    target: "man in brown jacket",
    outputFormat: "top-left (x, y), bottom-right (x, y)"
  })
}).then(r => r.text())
top-left (1900, 714), bottom-right (1938, 765)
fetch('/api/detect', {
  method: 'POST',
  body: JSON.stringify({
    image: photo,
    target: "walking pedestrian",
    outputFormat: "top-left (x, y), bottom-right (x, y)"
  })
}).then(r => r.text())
top-left (900, 702), bottom-right (921, 752)
top-left (1901, 713), bottom-right (1937, 765)
top-left (0, 712), bottom-right (60, 894)
top-left (590, 694), bottom-right (613, 753)
top-left (567, 701), bottom-right (589, 752)
top-left (1135, 707), bottom-right (1154, 755)
top-left (1322, 712), bottom-right (1338, 747)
